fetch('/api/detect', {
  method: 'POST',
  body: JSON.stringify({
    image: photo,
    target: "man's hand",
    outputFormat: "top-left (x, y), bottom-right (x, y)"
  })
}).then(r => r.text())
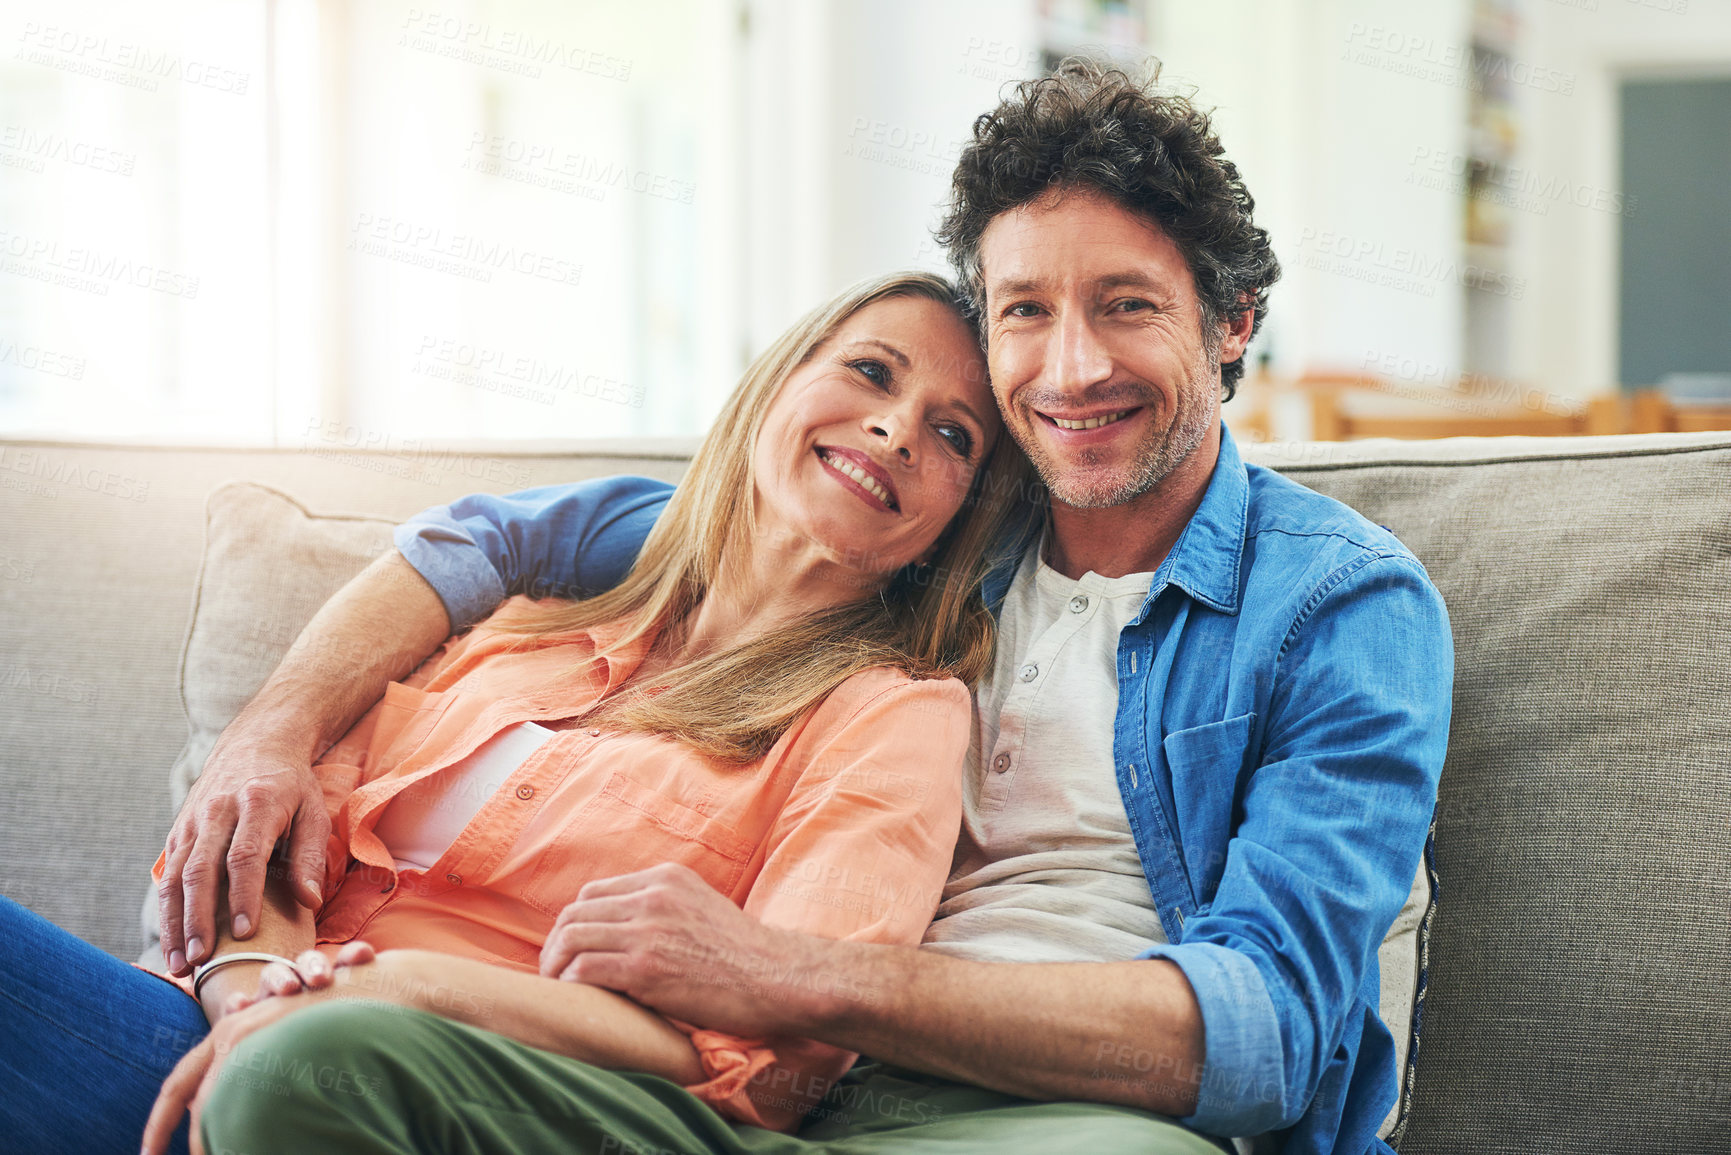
top-left (153, 550), bottom-right (453, 977)
top-left (541, 865), bottom-right (1208, 1118)
top-left (539, 863), bottom-right (833, 1038)
top-left (158, 744), bottom-right (327, 976)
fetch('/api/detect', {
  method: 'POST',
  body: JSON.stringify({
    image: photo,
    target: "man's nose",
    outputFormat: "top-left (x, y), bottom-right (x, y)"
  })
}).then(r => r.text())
top-left (1050, 308), bottom-right (1114, 394)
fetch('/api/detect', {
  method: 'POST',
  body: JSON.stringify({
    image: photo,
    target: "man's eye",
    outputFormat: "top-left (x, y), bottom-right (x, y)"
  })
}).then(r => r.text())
top-left (849, 359), bottom-right (889, 386)
top-left (936, 425), bottom-right (974, 457)
top-left (1113, 298), bottom-right (1153, 313)
top-left (1005, 302), bottom-right (1042, 318)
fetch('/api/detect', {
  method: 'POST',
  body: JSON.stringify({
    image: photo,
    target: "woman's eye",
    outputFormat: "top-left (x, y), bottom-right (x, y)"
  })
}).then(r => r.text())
top-left (849, 359), bottom-right (890, 386)
top-left (936, 425), bottom-right (974, 457)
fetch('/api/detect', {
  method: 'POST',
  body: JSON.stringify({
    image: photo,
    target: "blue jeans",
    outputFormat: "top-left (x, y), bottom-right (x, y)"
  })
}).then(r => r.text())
top-left (0, 894), bottom-right (209, 1155)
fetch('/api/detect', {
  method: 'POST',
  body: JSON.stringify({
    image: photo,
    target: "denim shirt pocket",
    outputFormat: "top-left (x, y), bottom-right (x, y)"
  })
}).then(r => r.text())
top-left (1160, 712), bottom-right (1255, 907)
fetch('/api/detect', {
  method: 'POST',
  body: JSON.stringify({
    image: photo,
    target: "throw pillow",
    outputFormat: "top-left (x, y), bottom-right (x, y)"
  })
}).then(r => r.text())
top-left (139, 481), bottom-right (396, 964)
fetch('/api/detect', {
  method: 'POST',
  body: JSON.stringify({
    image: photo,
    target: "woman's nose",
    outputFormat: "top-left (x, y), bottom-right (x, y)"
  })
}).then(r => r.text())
top-left (867, 419), bottom-right (915, 463)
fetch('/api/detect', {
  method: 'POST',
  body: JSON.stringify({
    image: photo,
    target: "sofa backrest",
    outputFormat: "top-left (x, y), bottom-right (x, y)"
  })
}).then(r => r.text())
top-left (1250, 433), bottom-right (1731, 1154)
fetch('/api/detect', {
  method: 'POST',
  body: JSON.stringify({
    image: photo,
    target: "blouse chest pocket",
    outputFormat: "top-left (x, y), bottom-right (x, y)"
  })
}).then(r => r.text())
top-left (519, 769), bottom-right (759, 918)
top-left (360, 682), bottom-right (457, 766)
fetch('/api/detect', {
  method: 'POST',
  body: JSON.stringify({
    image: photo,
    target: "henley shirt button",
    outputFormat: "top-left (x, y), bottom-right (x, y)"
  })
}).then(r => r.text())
top-left (992, 752), bottom-right (1011, 773)
top-left (381, 880), bottom-right (394, 894)
top-left (515, 785), bottom-right (535, 800)
top-left (1069, 595), bottom-right (1089, 613)
top-left (445, 873), bottom-right (462, 886)
top-left (1018, 663), bottom-right (1038, 682)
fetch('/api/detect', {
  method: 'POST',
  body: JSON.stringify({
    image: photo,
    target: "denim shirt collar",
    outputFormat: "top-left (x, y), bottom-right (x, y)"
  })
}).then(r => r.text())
top-left (1139, 425), bottom-right (1248, 620)
top-left (983, 425), bottom-right (1249, 619)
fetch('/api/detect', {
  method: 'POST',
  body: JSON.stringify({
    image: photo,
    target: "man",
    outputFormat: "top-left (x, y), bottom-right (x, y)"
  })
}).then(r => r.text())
top-left (164, 62), bottom-right (1450, 1154)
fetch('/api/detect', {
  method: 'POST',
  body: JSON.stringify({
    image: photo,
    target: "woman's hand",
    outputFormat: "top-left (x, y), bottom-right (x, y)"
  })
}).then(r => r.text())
top-left (145, 942), bottom-right (382, 1154)
top-left (141, 987), bottom-right (333, 1155)
top-left (242, 941), bottom-right (379, 1008)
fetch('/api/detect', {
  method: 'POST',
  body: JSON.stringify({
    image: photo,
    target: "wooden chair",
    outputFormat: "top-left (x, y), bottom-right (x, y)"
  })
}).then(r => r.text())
top-left (1619, 390), bottom-right (1731, 434)
top-left (1289, 370), bottom-right (1731, 441)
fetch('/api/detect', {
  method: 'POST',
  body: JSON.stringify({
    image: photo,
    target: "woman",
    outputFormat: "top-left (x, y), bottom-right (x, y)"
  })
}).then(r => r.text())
top-left (0, 271), bottom-right (1032, 1155)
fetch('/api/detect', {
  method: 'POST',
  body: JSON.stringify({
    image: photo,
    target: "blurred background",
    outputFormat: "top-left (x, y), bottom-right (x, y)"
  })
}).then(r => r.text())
top-left (2, 0), bottom-right (1729, 447)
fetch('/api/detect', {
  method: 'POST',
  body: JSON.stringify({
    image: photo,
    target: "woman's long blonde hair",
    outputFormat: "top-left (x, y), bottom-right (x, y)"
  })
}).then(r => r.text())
top-left (499, 271), bottom-right (1035, 762)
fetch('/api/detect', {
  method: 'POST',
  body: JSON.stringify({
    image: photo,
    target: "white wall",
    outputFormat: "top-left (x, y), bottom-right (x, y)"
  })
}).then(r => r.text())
top-left (739, 0), bottom-right (1039, 356)
top-left (1519, 0), bottom-right (1731, 399)
top-left (1158, 0), bottom-right (1475, 389)
top-left (824, 0), bottom-right (1040, 284)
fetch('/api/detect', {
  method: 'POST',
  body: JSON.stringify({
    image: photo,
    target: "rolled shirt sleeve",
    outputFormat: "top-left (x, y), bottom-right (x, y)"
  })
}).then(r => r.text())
top-left (1143, 554), bottom-right (1452, 1137)
top-left (1139, 940), bottom-right (1286, 1133)
top-left (393, 475), bottom-right (674, 629)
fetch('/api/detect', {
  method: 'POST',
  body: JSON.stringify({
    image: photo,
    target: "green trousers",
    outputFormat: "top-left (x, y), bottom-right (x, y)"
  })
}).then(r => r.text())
top-left (199, 1001), bottom-right (1229, 1155)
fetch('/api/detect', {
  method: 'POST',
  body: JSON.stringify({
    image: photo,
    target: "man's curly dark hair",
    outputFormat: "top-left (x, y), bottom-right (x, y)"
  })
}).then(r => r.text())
top-left (936, 58), bottom-right (1280, 400)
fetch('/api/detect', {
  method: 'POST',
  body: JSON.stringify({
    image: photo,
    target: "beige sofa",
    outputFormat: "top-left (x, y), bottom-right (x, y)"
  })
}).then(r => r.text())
top-left (2, 431), bottom-right (1727, 1154)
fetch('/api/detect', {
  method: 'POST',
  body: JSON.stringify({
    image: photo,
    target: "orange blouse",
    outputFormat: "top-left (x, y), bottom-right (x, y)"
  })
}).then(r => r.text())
top-left (167, 597), bottom-right (969, 1130)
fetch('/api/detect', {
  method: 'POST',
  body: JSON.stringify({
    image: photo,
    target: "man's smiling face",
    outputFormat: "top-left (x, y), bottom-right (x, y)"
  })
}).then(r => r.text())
top-left (978, 184), bottom-right (1245, 510)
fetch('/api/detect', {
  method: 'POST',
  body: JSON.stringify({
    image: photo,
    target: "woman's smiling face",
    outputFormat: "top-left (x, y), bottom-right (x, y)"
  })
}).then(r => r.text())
top-left (750, 293), bottom-right (999, 581)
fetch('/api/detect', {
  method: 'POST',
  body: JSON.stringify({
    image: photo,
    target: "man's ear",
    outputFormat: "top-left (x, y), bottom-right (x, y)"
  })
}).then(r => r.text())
top-left (1218, 293), bottom-right (1256, 364)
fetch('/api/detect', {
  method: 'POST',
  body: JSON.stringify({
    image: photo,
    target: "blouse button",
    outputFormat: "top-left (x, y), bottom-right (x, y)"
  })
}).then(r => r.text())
top-left (381, 880), bottom-right (394, 894)
top-left (589, 729), bottom-right (601, 738)
top-left (445, 873), bottom-right (462, 886)
top-left (1069, 594), bottom-right (1089, 613)
top-left (992, 752), bottom-right (1011, 773)
top-left (515, 784), bottom-right (535, 800)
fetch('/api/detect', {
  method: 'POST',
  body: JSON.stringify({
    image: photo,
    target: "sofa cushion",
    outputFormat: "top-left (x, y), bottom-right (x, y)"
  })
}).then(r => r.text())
top-left (1377, 842), bottom-right (1435, 1146)
top-left (140, 482), bottom-right (396, 963)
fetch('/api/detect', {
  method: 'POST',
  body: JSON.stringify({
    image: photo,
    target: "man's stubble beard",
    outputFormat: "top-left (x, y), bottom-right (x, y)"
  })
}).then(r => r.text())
top-left (1009, 352), bottom-right (1220, 512)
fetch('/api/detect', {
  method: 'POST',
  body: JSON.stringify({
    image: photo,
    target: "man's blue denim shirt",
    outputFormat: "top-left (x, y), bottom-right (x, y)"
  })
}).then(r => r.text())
top-left (394, 429), bottom-right (1453, 1155)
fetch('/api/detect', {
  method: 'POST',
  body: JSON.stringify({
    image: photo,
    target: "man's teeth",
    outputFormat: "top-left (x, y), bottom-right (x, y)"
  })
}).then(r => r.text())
top-left (1052, 410), bottom-right (1131, 431)
top-left (823, 452), bottom-right (895, 508)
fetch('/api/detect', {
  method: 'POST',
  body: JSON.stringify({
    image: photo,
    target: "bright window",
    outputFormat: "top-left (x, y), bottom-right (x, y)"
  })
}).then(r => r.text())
top-left (0, 0), bottom-right (742, 445)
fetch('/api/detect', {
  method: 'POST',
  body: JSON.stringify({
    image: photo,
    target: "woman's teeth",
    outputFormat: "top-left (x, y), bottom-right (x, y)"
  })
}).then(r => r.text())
top-left (1052, 410), bottom-right (1132, 431)
top-left (822, 451), bottom-right (895, 509)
